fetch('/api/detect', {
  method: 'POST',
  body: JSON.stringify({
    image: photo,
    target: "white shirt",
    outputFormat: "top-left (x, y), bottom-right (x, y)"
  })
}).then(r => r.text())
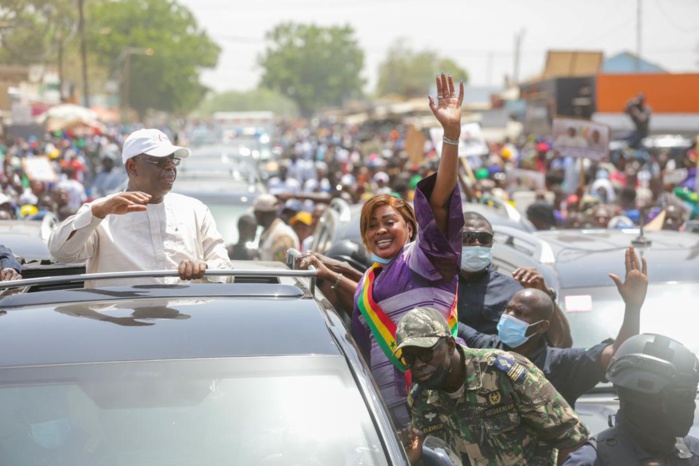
top-left (56, 178), bottom-right (87, 211)
top-left (267, 177), bottom-right (301, 195)
top-left (48, 192), bottom-right (233, 287)
top-left (258, 218), bottom-right (299, 262)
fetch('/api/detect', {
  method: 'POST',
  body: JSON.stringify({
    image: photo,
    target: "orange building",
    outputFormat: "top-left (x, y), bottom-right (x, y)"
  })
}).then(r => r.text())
top-left (596, 74), bottom-right (699, 114)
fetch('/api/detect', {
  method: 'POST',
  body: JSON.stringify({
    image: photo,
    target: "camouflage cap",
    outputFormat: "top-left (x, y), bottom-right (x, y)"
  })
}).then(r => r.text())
top-left (393, 307), bottom-right (451, 356)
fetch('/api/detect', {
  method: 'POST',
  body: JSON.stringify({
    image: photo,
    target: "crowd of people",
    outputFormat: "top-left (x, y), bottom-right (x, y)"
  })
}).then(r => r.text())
top-left (1, 73), bottom-right (698, 465)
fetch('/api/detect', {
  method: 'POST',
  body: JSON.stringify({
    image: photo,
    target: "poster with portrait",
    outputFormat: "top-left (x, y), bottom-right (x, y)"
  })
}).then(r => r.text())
top-left (551, 118), bottom-right (610, 161)
top-left (429, 122), bottom-right (489, 159)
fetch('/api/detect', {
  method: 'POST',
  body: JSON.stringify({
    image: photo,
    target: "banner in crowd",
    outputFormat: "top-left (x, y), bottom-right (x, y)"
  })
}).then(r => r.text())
top-left (22, 156), bottom-right (58, 182)
top-left (551, 118), bottom-right (610, 161)
top-left (430, 122), bottom-right (489, 159)
top-left (404, 124), bottom-right (427, 164)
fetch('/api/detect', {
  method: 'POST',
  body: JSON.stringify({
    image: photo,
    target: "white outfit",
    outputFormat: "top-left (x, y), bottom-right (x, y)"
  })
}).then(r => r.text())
top-left (56, 178), bottom-right (87, 211)
top-left (258, 218), bottom-right (300, 262)
top-left (267, 177), bottom-right (301, 195)
top-left (48, 192), bottom-right (232, 287)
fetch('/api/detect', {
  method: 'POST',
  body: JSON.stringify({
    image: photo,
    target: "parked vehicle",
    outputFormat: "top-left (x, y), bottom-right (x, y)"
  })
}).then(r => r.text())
top-left (502, 228), bottom-right (699, 435)
top-left (0, 261), bottom-right (454, 465)
top-left (172, 145), bottom-right (266, 246)
top-left (0, 214), bottom-right (85, 286)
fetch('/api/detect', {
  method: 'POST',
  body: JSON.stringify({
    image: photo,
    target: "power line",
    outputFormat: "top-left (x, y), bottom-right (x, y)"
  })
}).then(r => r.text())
top-left (653, 0), bottom-right (699, 33)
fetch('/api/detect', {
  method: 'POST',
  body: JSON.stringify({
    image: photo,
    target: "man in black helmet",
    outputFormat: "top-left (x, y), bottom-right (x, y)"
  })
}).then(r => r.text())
top-left (564, 333), bottom-right (699, 465)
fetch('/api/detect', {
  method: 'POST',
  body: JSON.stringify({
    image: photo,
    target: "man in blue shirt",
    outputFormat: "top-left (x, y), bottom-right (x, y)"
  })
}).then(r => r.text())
top-left (0, 244), bottom-right (22, 281)
top-left (457, 211), bottom-right (571, 347)
top-left (459, 246), bottom-right (648, 407)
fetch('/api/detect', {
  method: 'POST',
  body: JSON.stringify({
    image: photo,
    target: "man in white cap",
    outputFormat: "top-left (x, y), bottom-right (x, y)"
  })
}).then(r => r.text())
top-left (253, 193), bottom-right (299, 262)
top-left (49, 129), bottom-right (232, 287)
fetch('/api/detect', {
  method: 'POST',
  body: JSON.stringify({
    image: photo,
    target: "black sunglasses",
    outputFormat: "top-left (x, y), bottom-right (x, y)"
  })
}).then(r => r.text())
top-left (135, 156), bottom-right (181, 169)
top-left (462, 231), bottom-right (494, 245)
top-left (401, 338), bottom-right (446, 368)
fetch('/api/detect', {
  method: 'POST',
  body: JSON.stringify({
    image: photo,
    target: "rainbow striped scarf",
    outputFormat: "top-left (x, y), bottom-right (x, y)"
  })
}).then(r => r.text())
top-left (356, 263), bottom-right (459, 374)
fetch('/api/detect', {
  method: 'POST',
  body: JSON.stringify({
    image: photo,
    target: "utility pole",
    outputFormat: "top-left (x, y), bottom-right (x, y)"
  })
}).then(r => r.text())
top-left (57, 28), bottom-right (64, 102)
top-left (636, 0), bottom-right (642, 72)
top-left (78, 0), bottom-right (89, 107)
top-left (513, 29), bottom-right (525, 85)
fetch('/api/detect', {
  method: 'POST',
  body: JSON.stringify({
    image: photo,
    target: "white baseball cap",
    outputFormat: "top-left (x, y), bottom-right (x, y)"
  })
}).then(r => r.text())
top-left (121, 129), bottom-right (191, 164)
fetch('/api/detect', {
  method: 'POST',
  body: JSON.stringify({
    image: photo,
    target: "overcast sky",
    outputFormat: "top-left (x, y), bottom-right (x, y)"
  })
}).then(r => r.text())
top-left (178, 0), bottom-right (699, 94)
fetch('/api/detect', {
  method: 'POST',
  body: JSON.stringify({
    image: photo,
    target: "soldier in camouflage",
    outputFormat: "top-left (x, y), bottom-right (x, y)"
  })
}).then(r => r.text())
top-left (395, 306), bottom-right (589, 465)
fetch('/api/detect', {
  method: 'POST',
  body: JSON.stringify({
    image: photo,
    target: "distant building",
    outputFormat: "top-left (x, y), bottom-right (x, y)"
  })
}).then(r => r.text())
top-left (602, 52), bottom-right (667, 74)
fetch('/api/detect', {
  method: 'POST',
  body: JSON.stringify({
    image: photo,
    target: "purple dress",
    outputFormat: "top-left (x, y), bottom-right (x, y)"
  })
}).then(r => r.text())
top-left (352, 173), bottom-right (464, 425)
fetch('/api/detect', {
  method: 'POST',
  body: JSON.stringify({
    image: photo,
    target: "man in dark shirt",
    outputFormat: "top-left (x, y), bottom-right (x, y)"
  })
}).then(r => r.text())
top-left (227, 213), bottom-right (257, 261)
top-left (457, 211), bottom-right (571, 347)
top-left (0, 244), bottom-right (22, 281)
top-left (459, 246), bottom-right (648, 407)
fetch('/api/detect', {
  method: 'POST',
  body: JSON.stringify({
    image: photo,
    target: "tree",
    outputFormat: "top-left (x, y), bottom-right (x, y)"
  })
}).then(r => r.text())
top-left (196, 88), bottom-right (299, 118)
top-left (87, 0), bottom-right (220, 119)
top-left (0, 0), bottom-right (77, 65)
top-left (258, 23), bottom-right (364, 118)
top-left (376, 39), bottom-right (468, 99)
top-left (0, 0), bottom-right (77, 66)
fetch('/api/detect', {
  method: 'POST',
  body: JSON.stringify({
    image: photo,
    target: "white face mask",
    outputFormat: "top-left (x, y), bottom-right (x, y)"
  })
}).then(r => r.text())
top-left (460, 246), bottom-right (492, 272)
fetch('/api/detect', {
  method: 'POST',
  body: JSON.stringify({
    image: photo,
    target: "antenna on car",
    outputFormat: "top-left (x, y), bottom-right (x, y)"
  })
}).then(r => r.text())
top-left (632, 207), bottom-right (652, 248)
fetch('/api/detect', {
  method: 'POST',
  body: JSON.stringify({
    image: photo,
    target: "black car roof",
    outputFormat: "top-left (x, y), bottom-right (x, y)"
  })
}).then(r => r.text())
top-left (535, 229), bottom-right (699, 288)
top-left (0, 279), bottom-right (342, 368)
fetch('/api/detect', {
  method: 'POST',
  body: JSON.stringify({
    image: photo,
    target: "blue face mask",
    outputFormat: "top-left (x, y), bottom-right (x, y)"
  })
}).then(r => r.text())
top-left (30, 417), bottom-right (72, 450)
top-left (460, 246), bottom-right (492, 272)
top-left (371, 253), bottom-right (394, 265)
top-left (497, 314), bottom-right (543, 348)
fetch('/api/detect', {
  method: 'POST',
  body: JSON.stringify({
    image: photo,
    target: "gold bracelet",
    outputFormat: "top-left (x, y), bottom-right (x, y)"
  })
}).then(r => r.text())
top-left (331, 273), bottom-right (343, 290)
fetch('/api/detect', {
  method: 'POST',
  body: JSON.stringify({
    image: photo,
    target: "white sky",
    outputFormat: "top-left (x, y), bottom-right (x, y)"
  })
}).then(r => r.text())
top-left (178, 0), bottom-right (699, 93)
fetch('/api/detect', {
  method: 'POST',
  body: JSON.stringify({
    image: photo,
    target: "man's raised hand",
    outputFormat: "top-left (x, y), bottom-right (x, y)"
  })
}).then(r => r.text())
top-left (91, 192), bottom-right (151, 218)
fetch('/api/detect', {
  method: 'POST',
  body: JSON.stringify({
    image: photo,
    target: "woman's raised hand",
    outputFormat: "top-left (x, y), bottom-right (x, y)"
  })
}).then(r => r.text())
top-left (428, 72), bottom-right (464, 139)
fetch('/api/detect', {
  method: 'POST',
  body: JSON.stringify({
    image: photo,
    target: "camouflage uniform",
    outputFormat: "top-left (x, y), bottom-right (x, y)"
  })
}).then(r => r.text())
top-left (409, 345), bottom-right (589, 465)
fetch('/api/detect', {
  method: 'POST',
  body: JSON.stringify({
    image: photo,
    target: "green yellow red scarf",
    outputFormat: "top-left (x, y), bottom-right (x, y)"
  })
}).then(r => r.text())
top-left (356, 263), bottom-right (459, 377)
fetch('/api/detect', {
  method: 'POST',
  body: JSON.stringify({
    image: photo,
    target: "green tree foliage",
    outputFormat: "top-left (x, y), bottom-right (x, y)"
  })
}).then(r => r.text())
top-left (258, 23), bottom-right (364, 118)
top-left (88, 0), bottom-right (220, 118)
top-left (196, 88), bottom-right (299, 118)
top-left (376, 40), bottom-right (469, 99)
top-left (0, 0), bottom-right (77, 65)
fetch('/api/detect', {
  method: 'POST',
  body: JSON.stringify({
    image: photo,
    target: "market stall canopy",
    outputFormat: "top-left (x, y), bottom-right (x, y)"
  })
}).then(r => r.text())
top-left (35, 104), bottom-right (105, 133)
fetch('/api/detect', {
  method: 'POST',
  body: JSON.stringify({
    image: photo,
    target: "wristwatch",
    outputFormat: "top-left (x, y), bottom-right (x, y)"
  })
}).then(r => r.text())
top-left (547, 287), bottom-right (558, 302)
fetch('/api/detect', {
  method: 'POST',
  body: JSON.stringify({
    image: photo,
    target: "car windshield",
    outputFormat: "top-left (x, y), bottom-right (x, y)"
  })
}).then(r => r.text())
top-left (0, 357), bottom-right (388, 465)
top-left (563, 282), bottom-right (699, 358)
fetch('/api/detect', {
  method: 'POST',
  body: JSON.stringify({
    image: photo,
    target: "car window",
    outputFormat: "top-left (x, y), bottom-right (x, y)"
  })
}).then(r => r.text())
top-left (562, 283), bottom-right (699, 356)
top-left (0, 357), bottom-right (389, 465)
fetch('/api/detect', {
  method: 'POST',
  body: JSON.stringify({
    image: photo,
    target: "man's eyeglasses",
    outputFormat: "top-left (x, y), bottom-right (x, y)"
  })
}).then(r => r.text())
top-left (135, 156), bottom-right (181, 169)
top-left (462, 231), bottom-right (494, 245)
top-left (401, 338), bottom-right (446, 368)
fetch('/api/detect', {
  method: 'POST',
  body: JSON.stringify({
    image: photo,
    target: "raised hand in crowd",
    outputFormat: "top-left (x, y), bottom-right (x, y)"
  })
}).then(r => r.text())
top-left (600, 246), bottom-right (648, 369)
top-left (513, 266), bottom-right (573, 348)
top-left (609, 246), bottom-right (648, 310)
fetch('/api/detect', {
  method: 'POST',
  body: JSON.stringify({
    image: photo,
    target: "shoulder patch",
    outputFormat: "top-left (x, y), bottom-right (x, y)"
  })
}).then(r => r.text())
top-left (491, 353), bottom-right (527, 383)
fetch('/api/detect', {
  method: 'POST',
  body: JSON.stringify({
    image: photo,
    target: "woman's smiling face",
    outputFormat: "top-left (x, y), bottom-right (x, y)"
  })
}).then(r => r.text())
top-left (364, 204), bottom-right (413, 260)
